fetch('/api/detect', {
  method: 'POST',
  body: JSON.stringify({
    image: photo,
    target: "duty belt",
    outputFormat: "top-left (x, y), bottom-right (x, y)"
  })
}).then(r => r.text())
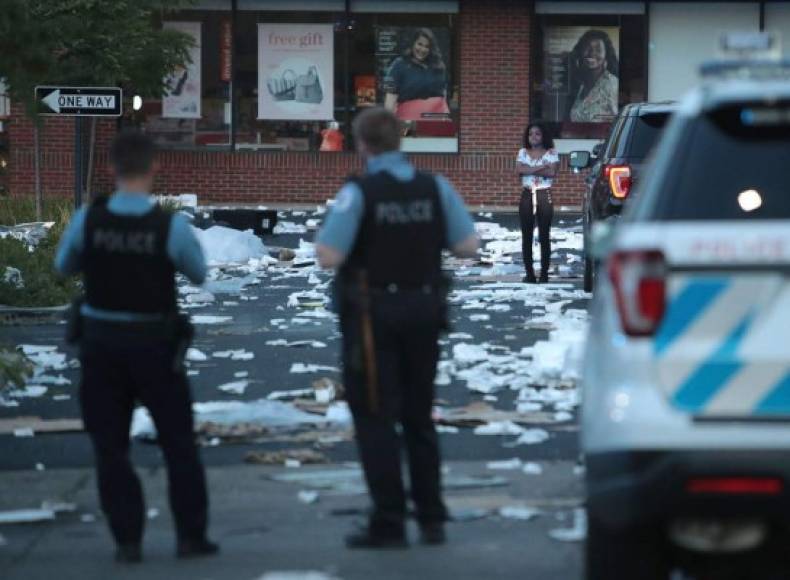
top-left (82, 315), bottom-right (174, 341)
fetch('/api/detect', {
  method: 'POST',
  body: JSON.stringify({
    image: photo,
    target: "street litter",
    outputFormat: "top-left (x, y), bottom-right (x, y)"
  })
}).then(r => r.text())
top-left (270, 467), bottom-right (508, 496)
top-left (549, 508), bottom-right (587, 542)
top-left (523, 462), bottom-right (543, 475)
top-left (0, 417), bottom-right (83, 435)
top-left (40, 501), bottom-right (76, 513)
top-left (266, 340), bottom-right (327, 349)
top-left (191, 315), bottom-right (233, 325)
top-left (17, 345), bottom-right (68, 372)
top-left (435, 402), bottom-right (555, 428)
top-left (298, 491), bottom-right (320, 504)
top-left (0, 221), bottom-right (55, 247)
top-left (186, 348), bottom-right (208, 362)
top-left (474, 421), bottom-right (525, 436)
top-left (213, 349), bottom-right (255, 361)
top-left (486, 458), bottom-right (522, 470)
top-left (80, 514), bottom-right (96, 523)
top-left (0, 509), bottom-right (55, 524)
top-left (290, 363), bottom-right (339, 374)
top-left (8, 386), bottom-right (48, 398)
top-left (245, 449), bottom-right (329, 466)
top-left (499, 506), bottom-right (541, 521)
top-left (506, 429), bottom-right (551, 446)
top-left (218, 381), bottom-right (249, 395)
top-left (132, 400), bottom-right (325, 440)
top-left (192, 225), bottom-right (268, 265)
top-left (147, 508), bottom-right (160, 520)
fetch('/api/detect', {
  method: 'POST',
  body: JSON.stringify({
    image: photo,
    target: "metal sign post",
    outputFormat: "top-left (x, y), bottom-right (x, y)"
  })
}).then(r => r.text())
top-left (35, 86), bottom-right (123, 208)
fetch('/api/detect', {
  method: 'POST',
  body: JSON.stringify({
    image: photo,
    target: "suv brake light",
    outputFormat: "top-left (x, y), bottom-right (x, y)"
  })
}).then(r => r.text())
top-left (605, 164), bottom-right (632, 199)
top-left (608, 250), bottom-right (667, 337)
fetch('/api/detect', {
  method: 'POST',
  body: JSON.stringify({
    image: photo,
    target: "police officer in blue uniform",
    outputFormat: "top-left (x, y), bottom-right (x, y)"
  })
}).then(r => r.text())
top-left (317, 107), bottom-right (479, 549)
top-left (55, 131), bottom-right (218, 563)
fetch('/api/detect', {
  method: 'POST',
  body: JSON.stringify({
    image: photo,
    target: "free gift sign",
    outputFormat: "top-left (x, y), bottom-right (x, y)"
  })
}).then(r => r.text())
top-left (258, 24), bottom-right (334, 121)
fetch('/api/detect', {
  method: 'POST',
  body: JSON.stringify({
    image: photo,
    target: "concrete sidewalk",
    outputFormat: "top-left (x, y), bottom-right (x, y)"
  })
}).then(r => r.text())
top-left (0, 461), bottom-right (584, 580)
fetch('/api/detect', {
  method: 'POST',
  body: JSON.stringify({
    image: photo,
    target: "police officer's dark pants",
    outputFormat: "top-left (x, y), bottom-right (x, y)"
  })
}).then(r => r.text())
top-left (342, 292), bottom-right (448, 535)
top-left (79, 333), bottom-right (208, 546)
top-left (519, 188), bottom-right (554, 275)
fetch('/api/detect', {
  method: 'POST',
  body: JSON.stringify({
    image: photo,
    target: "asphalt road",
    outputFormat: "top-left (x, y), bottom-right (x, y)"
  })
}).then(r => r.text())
top-left (0, 212), bottom-right (589, 580)
top-left (0, 212), bottom-right (587, 471)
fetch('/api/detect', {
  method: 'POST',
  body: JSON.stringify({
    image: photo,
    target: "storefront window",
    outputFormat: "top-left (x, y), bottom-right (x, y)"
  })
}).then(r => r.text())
top-left (235, 11), bottom-right (345, 152)
top-left (531, 13), bottom-right (647, 140)
top-left (349, 13), bottom-right (459, 153)
top-left (140, 9), bottom-right (233, 149)
top-left (139, 3), bottom-right (458, 153)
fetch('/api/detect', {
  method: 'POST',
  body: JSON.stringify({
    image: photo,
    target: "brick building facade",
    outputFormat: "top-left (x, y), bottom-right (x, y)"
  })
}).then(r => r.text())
top-left (4, 0), bottom-right (786, 208)
top-left (4, 0), bottom-right (586, 208)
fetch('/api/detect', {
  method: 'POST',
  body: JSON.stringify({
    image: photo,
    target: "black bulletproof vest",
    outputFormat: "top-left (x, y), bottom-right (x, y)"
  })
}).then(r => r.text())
top-left (341, 170), bottom-right (445, 289)
top-left (83, 199), bottom-right (177, 314)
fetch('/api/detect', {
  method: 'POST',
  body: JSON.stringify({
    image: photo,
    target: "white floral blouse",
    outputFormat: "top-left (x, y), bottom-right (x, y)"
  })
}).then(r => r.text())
top-left (517, 148), bottom-right (560, 190)
top-left (570, 71), bottom-right (618, 123)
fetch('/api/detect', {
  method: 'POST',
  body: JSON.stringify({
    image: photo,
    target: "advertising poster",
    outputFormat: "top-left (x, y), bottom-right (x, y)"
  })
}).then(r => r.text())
top-left (375, 26), bottom-right (452, 122)
top-left (542, 26), bottom-right (619, 123)
top-left (354, 75), bottom-right (376, 108)
top-left (258, 24), bottom-right (334, 121)
top-left (162, 22), bottom-right (201, 119)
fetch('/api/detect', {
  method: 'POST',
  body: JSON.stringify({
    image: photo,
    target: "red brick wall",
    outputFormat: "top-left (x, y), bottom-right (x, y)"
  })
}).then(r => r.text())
top-left (7, 0), bottom-right (585, 208)
top-left (7, 102), bottom-right (117, 198)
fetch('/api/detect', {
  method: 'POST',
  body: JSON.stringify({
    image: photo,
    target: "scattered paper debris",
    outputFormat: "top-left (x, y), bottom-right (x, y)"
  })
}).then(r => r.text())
top-left (191, 315), bottom-right (233, 325)
top-left (499, 506), bottom-right (540, 521)
top-left (0, 509), bottom-right (55, 524)
top-left (549, 508), bottom-right (587, 542)
top-left (213, 349), bottom-right (255, 361)
top-left (523, 462), bottom-right (543, 475)
top-left (186, 348), bottom-right (208, 362)
top-left (486, 458), bottom-right (523, 470)
top-left (298, 491), bottom-right (320, 504)
top-left (218, 381), bottom-right (249, 395)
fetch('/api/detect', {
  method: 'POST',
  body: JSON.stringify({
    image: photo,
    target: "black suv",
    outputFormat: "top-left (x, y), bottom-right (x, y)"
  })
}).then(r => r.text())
top-left (573, 102), bottom-right (677, 291)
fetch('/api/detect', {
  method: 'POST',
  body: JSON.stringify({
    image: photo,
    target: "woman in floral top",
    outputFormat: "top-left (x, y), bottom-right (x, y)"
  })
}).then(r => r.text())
top-left (568, 29), bottom-right (619, 122)
top-left (516, 123), bottom-right (559, 283)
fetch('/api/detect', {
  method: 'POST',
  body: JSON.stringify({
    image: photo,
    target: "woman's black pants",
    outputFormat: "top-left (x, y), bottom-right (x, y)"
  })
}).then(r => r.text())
top-left (519, 187), bottom-right (554, 275)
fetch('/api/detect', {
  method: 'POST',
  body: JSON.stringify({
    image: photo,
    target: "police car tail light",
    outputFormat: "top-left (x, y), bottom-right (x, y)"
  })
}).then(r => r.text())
top-left (609, 250), bottom-right (667, 337)
top-left (605, 164), bottom-right (632, 199)
top-left (687, 477), bottom-right (783, 496)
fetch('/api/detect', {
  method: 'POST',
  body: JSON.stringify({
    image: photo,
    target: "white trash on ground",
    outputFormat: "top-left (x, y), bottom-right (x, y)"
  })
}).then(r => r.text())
top-left (192, 225), bottom-right (268, 265)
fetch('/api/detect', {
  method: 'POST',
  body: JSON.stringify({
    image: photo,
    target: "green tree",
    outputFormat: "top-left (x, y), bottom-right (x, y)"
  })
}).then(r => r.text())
top-left (0, 0), bottom-right (196, 217)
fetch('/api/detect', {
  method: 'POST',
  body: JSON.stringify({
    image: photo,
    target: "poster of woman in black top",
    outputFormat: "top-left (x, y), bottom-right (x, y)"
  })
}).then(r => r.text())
top-left (378, 27), bottom-right (451, 121)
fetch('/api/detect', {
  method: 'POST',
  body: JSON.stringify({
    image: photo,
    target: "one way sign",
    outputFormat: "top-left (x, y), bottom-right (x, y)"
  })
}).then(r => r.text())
top-left (36, 86), bottom-right (122, 117)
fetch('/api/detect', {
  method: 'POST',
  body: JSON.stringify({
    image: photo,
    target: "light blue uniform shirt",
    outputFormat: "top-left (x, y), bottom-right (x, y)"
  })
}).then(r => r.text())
top-left (54, 192), bottom-right (206, 321)
top-left (317, 151), bottom-right (475, 255)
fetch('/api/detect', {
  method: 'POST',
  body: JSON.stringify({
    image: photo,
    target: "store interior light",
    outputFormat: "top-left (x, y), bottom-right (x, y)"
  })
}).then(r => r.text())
top-left (737, 189), bottom-right (762, 212)
top-left (132, 95), bottom-right (143, 111)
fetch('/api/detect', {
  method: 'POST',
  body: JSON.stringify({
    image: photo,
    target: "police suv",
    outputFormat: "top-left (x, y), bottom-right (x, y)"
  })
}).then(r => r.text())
top-left (581, 57), bottom-right (790, 579)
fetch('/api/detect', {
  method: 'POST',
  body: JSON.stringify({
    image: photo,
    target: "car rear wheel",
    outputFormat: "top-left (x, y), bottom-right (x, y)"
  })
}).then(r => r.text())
top-left (583, 254), bottom-right (594, 293)
top-left (586, 515), bottom-right (671, 580)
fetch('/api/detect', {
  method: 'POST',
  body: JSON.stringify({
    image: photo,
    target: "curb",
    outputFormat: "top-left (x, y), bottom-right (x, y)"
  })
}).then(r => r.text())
top-left (0, 305), bottom-right (69, 326)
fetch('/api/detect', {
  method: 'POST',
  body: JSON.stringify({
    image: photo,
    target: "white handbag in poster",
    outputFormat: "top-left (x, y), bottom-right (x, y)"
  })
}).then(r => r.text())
top-left (163, 21), bottom-right (201, 119)
top-left (258, 24), bottom-right (334, 121)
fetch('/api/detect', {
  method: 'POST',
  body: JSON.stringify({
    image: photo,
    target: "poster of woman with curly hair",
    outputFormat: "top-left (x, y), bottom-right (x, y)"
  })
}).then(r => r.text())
top-left (543, 26), bottom-right (619, 123)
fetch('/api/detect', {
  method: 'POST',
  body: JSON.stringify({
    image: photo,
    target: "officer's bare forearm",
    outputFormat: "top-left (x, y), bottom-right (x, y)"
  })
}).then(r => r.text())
top-left (452, 234), bottom-right (480, 259)
top-left (317, 244), bottom-right (346, 269)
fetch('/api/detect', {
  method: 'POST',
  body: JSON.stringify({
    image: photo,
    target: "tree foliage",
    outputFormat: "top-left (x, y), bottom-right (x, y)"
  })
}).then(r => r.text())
top-left (0, 0), bottom-right (197, 117)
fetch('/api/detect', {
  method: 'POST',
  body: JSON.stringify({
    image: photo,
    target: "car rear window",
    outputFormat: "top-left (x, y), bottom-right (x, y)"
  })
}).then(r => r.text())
top-left (655, 102), bottom-right (790, 221)
top-left (628, 113), bottom-right (670, 157)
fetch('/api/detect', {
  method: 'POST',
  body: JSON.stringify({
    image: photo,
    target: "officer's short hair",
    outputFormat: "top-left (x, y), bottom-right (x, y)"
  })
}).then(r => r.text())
top-left (110, 131), bottom-right (157, 178)
top-left (353, 108), bottom-right (401, 155)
